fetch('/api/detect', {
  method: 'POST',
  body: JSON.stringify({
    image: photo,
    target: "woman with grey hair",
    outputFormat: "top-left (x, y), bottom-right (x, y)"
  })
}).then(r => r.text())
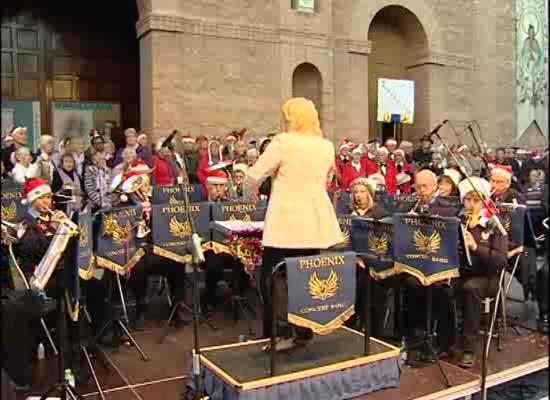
top-left (84, 151), bottom-right (112, 212)
top-left (28, 135), bottom-right (57, 183)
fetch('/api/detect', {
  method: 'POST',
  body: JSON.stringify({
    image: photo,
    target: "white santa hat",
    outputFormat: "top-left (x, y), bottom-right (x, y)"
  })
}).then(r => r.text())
top-left (441, 168), bottom-right (461, 187)
top-left (22, 177), bottom-right (52, 205)
top-left (458, 177), bottom-right (491, 201)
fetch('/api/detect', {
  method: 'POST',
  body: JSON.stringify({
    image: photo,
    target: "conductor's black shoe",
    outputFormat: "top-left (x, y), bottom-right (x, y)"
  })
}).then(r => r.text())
top-left (538, 314), bottom-right (548, 334)
top-left (459, 352), bottom-right (475, 368)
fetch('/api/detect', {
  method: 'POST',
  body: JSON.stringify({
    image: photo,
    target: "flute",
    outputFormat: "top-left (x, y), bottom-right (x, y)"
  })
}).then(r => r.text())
top-left (461, 210), bottom-right (473, 266)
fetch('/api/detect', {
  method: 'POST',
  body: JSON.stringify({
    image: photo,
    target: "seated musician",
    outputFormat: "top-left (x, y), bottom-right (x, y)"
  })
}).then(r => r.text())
top-left (404, 170), bottom-right (458, 361)
top-left (347, 177), bottom-right (392, 336)
top-left (490, 165), bottom-right (526, 205)
top-left (455, 177), bottom-right (508, 368)
top-left (438, 169), bottom-right (461, 197)
top-left (348, 177), bottom-right (385, 218)
top-left (232, 163), bottom-right (248, 198)
top-left (202, 169), bottom-right (248, 313)
top-left (2, 178), bottom-right (82, 389)
top-left (116, 162), bottom-right (189, 330)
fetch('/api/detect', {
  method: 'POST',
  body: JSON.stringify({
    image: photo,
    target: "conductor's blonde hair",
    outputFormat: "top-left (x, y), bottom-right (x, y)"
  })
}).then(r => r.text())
top-left (282, 97), bottom-right (321, 136)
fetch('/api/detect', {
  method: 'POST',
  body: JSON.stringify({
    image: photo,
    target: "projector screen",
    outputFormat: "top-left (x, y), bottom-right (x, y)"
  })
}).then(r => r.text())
top-left (377, 78), bottom-right (415, 124)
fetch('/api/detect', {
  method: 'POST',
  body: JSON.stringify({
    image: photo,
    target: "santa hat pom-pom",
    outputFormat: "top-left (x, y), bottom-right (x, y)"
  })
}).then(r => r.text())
top-left (21, 198), bottom-right (28, 206)
top-left (120, 194), bottom-right (128, 202)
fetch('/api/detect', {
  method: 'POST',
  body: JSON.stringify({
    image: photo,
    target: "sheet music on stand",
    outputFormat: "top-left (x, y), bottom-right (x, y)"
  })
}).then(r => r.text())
top-left (211, 220), bottom-right (264, 235)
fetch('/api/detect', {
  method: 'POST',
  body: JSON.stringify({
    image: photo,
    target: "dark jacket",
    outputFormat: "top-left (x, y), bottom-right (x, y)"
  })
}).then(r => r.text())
top-left (492, 187), bottom-right (526, 205)
top-left (460, 218), bottom-right (508, 276)
top-left (409, 196), bottom-right (460, 218)
top-left (2, 144), bottom-right (16, 172)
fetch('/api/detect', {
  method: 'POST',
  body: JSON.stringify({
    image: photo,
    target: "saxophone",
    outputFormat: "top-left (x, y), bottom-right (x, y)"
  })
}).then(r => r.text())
top-left (30, 209), bottom-right (79, 291)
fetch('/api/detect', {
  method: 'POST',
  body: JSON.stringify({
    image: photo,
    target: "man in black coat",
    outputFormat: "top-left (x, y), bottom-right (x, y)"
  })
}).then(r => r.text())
top-left (403, 170), bottom-right (459, 362)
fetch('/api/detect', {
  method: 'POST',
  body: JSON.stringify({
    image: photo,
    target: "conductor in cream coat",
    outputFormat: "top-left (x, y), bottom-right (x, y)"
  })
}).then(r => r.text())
top-left (246, 97), bottom-right (344, 352)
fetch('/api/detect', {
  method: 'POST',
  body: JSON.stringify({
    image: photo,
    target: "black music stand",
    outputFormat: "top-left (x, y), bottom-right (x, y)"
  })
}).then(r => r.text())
top-left (94, 268), bottom-right (149, 361)
top-left (157, 177), bottom-right (217, 346)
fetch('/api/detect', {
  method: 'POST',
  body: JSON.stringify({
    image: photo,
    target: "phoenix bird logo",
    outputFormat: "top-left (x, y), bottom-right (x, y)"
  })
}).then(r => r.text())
top-left (368, 232), bottom-right (389, 255)
top-left (414, 230), bottom-right (441, 254)
top-left (102, 215), bottom-right (132, 242)
top-left (169, 216), bottom-right (192, 238)
top-left (80, 224), bottom-right (89, 246)
top-left (229, 214), bottom-right (252, 222)
top-left (341, 227), bottom-right (351, 245)
top-left (1, 202), bottom-right (17, 220)
top-left (309, 270), bottom-right (339, 301)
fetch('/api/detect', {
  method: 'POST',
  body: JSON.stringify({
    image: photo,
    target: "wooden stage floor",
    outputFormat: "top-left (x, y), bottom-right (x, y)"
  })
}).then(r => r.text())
top-left (19, 306), bottom-right (549, 400)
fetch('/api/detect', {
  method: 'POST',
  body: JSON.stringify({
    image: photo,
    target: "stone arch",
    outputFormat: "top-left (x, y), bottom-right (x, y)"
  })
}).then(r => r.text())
top-left (292, 62), bottom-right (324, 126)
top-left (351, 0), bottom-right (443, 53)
top-left (367, 5), bottom-right (431, 141)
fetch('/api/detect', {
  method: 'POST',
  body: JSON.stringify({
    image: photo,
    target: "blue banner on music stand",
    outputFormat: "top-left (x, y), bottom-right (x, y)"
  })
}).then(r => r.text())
top-left (393, 213), bottom-right (461, 285)
top-left (498, 204), bottom-right (528, 256)
top-left (351, 217), bottom-right (396, 279)
top-left (335, 214), bottom-right (353, 251)
top-left (1, 180), bottom-right (26, 223)
top-left (95, 206), bottom-right (145, 274)
top-left (150, 202), bottom-right (211, 262)
top-left (151, 184), bottom-right (205, 204)
top-left (286, 252), bottom-right (357, 335)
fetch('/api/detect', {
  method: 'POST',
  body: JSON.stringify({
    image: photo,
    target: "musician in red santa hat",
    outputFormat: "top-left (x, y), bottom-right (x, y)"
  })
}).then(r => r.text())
top-left (385, 138), bottom-right (398, 159)
top-left (394, 149), bottom-right (413, 193)
top-left (489, 165), bottom-right (526, 204)
top-left (205, 169), bottom-right (229, 202)
top-left (197, 136), bottom-right (225, 184)
top-left (362, 139), bottom-right (379, 176)
top-left (340, 145), bottom-right (368, 189)
top-left (372, 146), bottom-right (398, 194)
top-left (335, 139), bottom-right (353, 181)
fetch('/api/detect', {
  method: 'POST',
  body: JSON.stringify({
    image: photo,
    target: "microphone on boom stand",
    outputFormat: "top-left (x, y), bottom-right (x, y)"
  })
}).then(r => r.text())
top-left (159, 132), bottom-right (215, 400)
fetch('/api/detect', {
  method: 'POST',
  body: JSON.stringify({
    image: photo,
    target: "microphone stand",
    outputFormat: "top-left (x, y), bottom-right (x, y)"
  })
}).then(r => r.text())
top-left (430, 127), bottom-right (507, 236)
top-left (171, 147), bottom-right (211, 400)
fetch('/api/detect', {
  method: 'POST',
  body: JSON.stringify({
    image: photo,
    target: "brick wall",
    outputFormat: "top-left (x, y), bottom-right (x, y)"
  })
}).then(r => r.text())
top-left (137, 0), bottom-right (517, 147)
